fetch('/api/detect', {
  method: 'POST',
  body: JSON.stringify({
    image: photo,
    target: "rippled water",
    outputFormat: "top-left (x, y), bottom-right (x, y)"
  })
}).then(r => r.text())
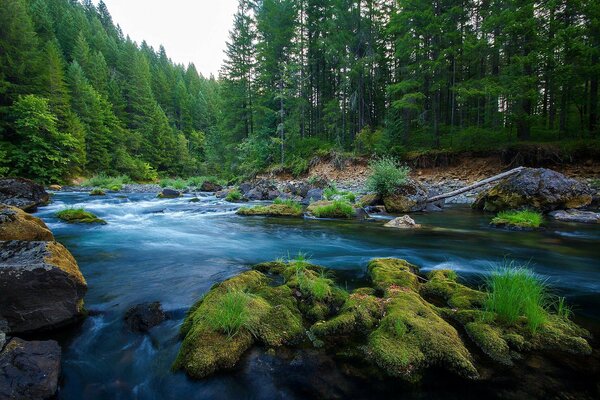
top-left (34, 192), bottom-right (600, 399)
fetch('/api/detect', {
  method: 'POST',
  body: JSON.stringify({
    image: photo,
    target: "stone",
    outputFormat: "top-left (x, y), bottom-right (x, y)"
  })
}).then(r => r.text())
top-left (384, 215), bottom-right (421, 229)
top-left (200, 181), bottom-right (223, 192)
top-left (0, 178), bottom-right (49, 212)
top-left (473, 168), bottom-right (592, 212)
top-left (124, 302), bottom-right (167, 332)
top-left (304, 188), bottom-right (323, 203)
top-left (157, 188), bottom-right (181, 198)
top-left (48, 185), bottom-right (61, 191)
top-left (382, 179), bottom-right (428, 213)
top-left (0, 338), bottom-right (61, 400)
top-left (549, 209), bottom-right (600, 224)
top-left (0, 205), bottom-right (54, 241)
top-left (0, 241), bottom-right (87, 334)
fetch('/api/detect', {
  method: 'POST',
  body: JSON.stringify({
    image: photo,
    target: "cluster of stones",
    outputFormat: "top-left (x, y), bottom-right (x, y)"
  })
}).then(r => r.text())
top-left (174, 258), bottom-right (591, 382)
top-left (0, 178), bottom-right (88, 400)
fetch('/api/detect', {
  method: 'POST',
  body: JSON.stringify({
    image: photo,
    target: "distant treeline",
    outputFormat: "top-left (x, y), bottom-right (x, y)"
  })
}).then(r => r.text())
top-left (1, 0), bottom-right (598, 183)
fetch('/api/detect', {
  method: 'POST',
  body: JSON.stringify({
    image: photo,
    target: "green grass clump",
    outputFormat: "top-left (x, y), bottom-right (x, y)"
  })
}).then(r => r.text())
top-left (311, 200), bottom-right (354, 219)
top-left (491, 210), bottom-right (543, 228)
top-left (160, 178), bottom-right (188, 190)
top-left (82, 174), bottom-right (131, 189)
top-left (226, 189), bottom-right (243, 202)
top-left (273, 198), bottom-right (302, 212)
top-left (483, 264), bottom-right (548, 332)
top-left (365, 157), bottom-right (410, 197)
top-left (89, 188), bottom-right (105, 196)
top-left (56, 208), bottom-right (106, 224)
top-left (323, 184), bottom-right (356, 203)
top-left (203, 290), bottom-right (263, 337)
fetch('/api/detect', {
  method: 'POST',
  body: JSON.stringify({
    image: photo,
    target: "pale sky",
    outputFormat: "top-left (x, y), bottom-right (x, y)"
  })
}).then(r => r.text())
top-left (94, 0), bottom-right (238, 77)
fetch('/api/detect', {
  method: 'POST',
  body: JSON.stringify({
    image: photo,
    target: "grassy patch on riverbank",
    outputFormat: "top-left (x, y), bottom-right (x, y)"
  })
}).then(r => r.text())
top-left (308, 200), bottom-right (354, 218)
top-left (491, 210), bottom-right (543, 229)
top-left (82, 174), bottom-right (131, 190)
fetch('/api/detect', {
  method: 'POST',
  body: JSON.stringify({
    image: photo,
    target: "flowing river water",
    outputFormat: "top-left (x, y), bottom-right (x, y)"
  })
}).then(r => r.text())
top-left (34, 191), bottom-right (600, 399)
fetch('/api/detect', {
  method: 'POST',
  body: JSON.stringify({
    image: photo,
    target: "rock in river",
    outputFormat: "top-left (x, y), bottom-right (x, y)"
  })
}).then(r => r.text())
top-left (0, 338), bottom-right (61, 400)
top-left (124, 302), bottom-right (167, 332)
top-left (157, 188), bottom-right (181, 198)
top-left (549, 209), bottom-right (600, 224)
top-left (0, 204), bottom-right (54, 241)
top-left (0, 178), bottom-right (49, 212)
top-left (382, 179), bottom-right (428, 213)
top-left (473, 168), bottom-right (592, 212)
top-left (0, 241), bottom-right (87, 334)
top-left (384, 215), bottom-right (421, 229)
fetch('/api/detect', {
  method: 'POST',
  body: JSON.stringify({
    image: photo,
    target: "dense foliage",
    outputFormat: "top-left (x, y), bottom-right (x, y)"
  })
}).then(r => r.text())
top-left (1, 0), bottom-right (598, 182)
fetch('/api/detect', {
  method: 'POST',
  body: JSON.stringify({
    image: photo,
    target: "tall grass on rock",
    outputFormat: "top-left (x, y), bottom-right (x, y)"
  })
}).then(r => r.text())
top-left (366, 157), bottom-right (410, 197)
top-left (483, 263), bottom-right (548, 332)
top-left (203, 290), bottom-right (264, 338)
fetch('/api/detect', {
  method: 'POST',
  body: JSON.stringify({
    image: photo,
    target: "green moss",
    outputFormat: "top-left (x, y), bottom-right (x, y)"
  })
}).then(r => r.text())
top-left (251, 261), bottom-right (288, 274)
top-left (307, 200), bottom-right (354, 218)
top-left (421, 270), bottom-right (486, 309)
top-left (367, 290), bottom-right (478, 381)
top-left (491, 210), bottom-right (543, 229)
top-left (368, 258), bottom-right (420, 294)
top-left (236, 203), bottom-right (304, 217)
top-left (225, 189), bottom-right (243, 202)
top-left (55, 208), bottom-right (106, 224)
top-left (465, 322), bottom-right (512, 365)
top-left (89, 188), bottom-right (106, 196)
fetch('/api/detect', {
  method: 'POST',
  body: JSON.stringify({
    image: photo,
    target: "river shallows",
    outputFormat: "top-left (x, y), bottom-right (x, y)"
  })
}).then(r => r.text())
top-left (36, 192), bottom-right (599, 399)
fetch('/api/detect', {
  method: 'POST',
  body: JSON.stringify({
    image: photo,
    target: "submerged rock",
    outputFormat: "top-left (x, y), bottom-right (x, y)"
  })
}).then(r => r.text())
top-left (473, 168), bottom-right (592, 212)
top-left (124, 302), bottom-right (167, 332)
top-left (0, 338), bottom-right (61, 400)
top-left (382, 179), bottom-right (428, 213)
top-left (548, 209), bottom-right (600, 224)
top-left (0, 204), bottom-right (54, 241)
top-left (384, 215), bottom-right (421, 229)
top-left (0, 178), bottom-right (49, 212)
top-left (0, 241), bottom-right (87, 334)
top-left (157, 188), bottom-right (181, 199)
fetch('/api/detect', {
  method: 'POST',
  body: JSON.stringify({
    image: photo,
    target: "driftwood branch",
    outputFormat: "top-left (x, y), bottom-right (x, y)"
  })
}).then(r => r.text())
top-left (426, 166), bottom-right (524, 203)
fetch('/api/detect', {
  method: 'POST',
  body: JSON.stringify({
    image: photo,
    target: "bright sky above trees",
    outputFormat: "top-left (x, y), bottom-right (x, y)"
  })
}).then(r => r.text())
top-left (94, 0), bottom-right (238, 76)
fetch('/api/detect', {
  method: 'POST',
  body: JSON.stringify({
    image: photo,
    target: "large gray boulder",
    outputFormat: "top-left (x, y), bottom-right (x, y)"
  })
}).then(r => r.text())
top-left (0, 241), bottom-right (87, 334)
top-left (0, 178), bottom-right (49, 212)
top-left (473, 168), bottom-right (592, 212)
top-left (0, 338), bottom-right (61, 400)
top-left (549, 209), bottom-right (600, 224)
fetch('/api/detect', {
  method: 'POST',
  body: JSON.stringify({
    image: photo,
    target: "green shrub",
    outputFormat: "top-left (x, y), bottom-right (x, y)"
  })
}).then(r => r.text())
top-left (203, 290), bottom-right (261, 337)
top-left (491, 210), bottom-right (543, 228)
top-left (226, 189), bottom-right (243, 202)
top-left (90, 188), bottom-right (105, 196)
top-left (160, 178), bottom-right (188, 190)
top-left (365, 157), bottom-right (410, 197)
top-left (82, 174), bottom-right (131, 189)
top-left (311, 200), bottom-right (354, 219)
top-left (483, 263), bottom-right (548, 332)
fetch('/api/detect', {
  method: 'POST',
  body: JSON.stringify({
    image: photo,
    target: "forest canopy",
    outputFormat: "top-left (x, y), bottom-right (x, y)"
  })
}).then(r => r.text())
top-left (0, 0), bottom-right (598, 183)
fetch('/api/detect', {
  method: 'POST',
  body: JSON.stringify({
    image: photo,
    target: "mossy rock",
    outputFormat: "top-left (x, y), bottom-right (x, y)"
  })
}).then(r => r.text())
top-left (55, 209), bottom-right (106, 224)
top-left (0, 204), bottom-right (54, 241)
top-left (421, 270), bottom-right (485, 309)
top-left (89, 189), bottom-right (106, 196)
top-left (368, 258), bottom-right (420, 294)
top-left (465, 322), bottom-right (512, 365)
top-left (236, 204), bottom-right (303, 217)
top-left (367, 290), bottom-right (478, 381)
top-left (358, 193), bottom-right (381, 207)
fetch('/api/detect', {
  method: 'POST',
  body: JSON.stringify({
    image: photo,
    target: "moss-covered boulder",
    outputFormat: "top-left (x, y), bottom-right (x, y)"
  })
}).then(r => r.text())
top-left (55, 208), bottom-right (106, 224)
top-left (0, 204), bottom-right (54, 241)
top-left (89, 189), bottom-right (106, 196)
top-left (173, 271), bottom-right (304, 378)
top-left (473, 168), bottom-right (592, 212)
top-left (382, 179), bottom-right (428, 213)
top-left (368, 258), bottom-right (420, 294)
top-left (421, 270), bottom-right (485, 309)
top-left (236, 203), bottom-right (303, 217)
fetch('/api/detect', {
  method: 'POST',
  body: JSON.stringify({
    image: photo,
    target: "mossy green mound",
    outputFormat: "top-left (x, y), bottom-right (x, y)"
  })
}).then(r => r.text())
top-left (175, 257), bottom-right (592, 382)
top-left (490, 210), bottom-right (543, 229)
top-left (55, 208), bottom-right (106, 224)
top-left (307, 200), bottom-right (355, 219)
top-left (236, 203), bottom-right (303, 217)
top-left (89, 189), bottom-right (106, 196)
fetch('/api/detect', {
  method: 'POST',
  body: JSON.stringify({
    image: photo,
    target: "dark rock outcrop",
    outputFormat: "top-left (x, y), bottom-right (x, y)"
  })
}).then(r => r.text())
top-left (0, 241), bottom-right (87, 334)
top-left (304, 188), bottom-right (323, 204)
top-left (157, 189), bottom-right (181, 199)
top-left (382, 179), bottom-right (428, 213)
top-left (124, 302), bottom-right (167, 333)
top-left (240, 179), bottom-right (280, 200)
top-left (0, 205), bottom-right (54, 241)
top-left (473, 168), bottom-right (593, 212)
top-left (0, 178), bottom-right (49, 212)
top-left (0, 338), bottom-right (61, 400)
top-left (200, 181), bottom-right (223, 192)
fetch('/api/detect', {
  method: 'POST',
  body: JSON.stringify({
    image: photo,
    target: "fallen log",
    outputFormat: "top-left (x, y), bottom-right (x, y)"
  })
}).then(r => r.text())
top-left (426, 166), bottom-right (524, 203)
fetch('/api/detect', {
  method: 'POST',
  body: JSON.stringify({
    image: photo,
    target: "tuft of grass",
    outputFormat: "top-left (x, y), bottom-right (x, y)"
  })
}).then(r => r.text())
top-left (273, 198), bottom-right (302, 212)
top-left (160, 178), bottom-right (188, 190)
top-left (323, 184), bottom-right (356, 203)
top-left (82, 174), bottom-right (131, 189)
top-left (225, 189), bottom-right (243, 202)
top-left (491, 210), bottom-right (543, 228)
top-left (203, 290), bottom-right (261, 338)
top-left (311, 200), bottom-right (354, 219)
top-left (365, 157), bottom-right (410, 197)
top-left (90, 188), bottom-right (105, 196)
top-left (554, 296), bottom-right (573, 320)
top-left (483, 262), bottom-right (548, 332)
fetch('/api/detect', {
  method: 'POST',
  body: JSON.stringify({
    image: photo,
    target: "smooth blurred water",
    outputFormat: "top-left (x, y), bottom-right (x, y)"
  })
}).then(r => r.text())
top-left (34, 192), bottom-right (600, 399)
